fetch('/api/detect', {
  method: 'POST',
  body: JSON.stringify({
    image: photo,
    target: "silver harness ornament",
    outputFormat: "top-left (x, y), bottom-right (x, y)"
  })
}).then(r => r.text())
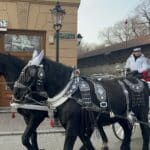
top-left (123, 78), bottom-right (145, 107)
top-left (123, 79), bottom-right (144, 93)
top-left (79, 78), bottom-right (92, 106)
top-left (93, 82), bottom-right (107, 108)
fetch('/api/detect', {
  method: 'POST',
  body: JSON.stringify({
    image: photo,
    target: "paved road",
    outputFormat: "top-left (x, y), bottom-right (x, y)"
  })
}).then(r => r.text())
top-left (0, 112), bottom-right (145, 150)
top-left (0, 132), bottom-right (144, 150)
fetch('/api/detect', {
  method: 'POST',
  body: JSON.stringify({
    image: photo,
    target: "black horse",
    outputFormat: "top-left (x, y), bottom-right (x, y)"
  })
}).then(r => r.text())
top-left (0, 53), bottom-right (48, 149)
top-left (13, 52), bottom-right (150, 150)
top-left (0, 53), bottom-right (109, 150)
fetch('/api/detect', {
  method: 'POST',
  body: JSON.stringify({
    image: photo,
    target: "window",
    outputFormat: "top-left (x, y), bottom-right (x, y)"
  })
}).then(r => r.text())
top-left (4, 30), bottom-right (45, 52)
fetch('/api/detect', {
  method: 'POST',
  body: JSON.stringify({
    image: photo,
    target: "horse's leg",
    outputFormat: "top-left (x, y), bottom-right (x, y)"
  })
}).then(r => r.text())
top-left (78, 125), bottom-right (108, 150)
top-left (97, 125), bottom-right (109, 150)
top-left (78, 130), bottom-right (95, 150)
top-left (18, 109), bottom-right (39, 150)
top-left (23, 115), bottom-right (39, 149)
top-left (30, 131), bottom-right (39, 150)
top-left (118, 120), bottom-right (132, 150)
top-left (22, 114), bottom-right (45, 150)
top-left (18, 109), bottom-right (35, 149)
top-left (139, 122), bottom-right (149, 150)
top-left (63, 119), bottom-right (78, 150)
top-left (22, 119), bottom-right (33, 150)
top-left (137, 110), bottom-right (149, 150)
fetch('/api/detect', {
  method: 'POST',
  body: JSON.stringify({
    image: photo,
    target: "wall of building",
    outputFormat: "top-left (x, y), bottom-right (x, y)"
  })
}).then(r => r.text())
top-left (0, 0), bottom-right (80, 66)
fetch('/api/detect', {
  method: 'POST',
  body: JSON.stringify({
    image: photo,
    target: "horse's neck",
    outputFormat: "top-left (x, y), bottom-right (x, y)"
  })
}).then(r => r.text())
top-left (46, 63), bottom-right (73, 97)
top-left (4, 60), bottom-right (25, 90)
top-left (3, 67), bottom-right (16, 90)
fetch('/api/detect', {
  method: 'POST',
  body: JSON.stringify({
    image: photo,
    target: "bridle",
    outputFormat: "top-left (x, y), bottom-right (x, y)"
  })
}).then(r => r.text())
top-left (13, 65), bottom-right (45, 101)
top-left (13, 64), bottom-right (81, 107)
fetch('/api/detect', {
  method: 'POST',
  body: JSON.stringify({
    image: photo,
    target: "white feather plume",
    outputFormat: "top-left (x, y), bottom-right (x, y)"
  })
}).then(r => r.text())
top-left (28, 50), bottom-right (44, 66)
top-left (32, 50), bottom-right (39, 59)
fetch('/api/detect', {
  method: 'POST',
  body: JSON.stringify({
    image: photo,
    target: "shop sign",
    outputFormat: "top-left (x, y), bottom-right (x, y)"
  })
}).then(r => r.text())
top-left (0, 20), bottom-right (8, 31)
top-left (55, 32), bottom-right (76, 39)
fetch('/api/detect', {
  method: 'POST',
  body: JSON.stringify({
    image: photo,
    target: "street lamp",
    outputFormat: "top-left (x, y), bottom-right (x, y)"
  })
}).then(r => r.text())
top-left (77, 33), bottom-right (83, 46)
top-left (124, 19), bottom-right (128, 48)
top-left (51, 1), bottom-right (65, 63)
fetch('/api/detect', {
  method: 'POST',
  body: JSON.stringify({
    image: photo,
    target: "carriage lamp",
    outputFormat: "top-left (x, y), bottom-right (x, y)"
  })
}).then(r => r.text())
top-left (77, 33), bottom-right (83, 46)
top-left (50, 1), bottom-right (66, 63)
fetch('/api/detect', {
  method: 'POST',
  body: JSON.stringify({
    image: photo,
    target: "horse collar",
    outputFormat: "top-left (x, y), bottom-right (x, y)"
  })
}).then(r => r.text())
top-left (123, 79), bottom-right (144, 93)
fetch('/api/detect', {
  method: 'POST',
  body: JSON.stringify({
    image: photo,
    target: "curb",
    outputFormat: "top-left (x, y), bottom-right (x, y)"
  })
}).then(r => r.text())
top-left (0, 129), bottom-right (65, 136)
top-left (0, 107), bottom-right (11, 113)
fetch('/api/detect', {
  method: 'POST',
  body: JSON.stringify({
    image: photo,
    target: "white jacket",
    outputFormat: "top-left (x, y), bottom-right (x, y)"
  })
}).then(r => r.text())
top-left (125, 54), bottom-right (148, 73)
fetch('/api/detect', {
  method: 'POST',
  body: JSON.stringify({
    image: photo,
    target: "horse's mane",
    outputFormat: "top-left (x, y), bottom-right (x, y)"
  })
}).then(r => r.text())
top-left (0, 53), bottom-right (26, 68)
top-left (0, 53), bottom-right (26, 90)
top-left (42, 57), bottom-right (73, 96)
top-left (43, 57), bottom-right (73, 75)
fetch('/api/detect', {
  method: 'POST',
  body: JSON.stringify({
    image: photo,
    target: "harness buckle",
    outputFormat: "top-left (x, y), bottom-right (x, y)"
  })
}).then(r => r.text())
top-left (100, 101), bottom-right (108, 108)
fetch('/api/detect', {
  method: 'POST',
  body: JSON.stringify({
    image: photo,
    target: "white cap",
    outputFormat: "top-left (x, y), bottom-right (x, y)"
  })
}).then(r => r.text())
top-left (133, 47), bottom-right (141, 52)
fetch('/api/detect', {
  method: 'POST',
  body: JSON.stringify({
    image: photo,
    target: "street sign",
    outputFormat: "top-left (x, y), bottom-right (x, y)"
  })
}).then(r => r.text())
top-left (55, 32), bottom-right (76, 39)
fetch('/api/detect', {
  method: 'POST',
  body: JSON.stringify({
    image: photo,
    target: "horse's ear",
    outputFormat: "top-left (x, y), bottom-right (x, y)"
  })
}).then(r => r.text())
top-left (29, 50), bottom-right (44, 66)
top-left (32, 50), bottom-right (38, 59)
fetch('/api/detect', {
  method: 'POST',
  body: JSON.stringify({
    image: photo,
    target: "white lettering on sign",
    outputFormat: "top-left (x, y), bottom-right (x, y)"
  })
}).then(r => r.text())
top-left (0, 20), bottom-right (8, 31)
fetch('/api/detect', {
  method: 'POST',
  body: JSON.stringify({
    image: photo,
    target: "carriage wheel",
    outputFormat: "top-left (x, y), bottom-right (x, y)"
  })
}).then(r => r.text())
top-left (112, 123), bottom-right (136, 141)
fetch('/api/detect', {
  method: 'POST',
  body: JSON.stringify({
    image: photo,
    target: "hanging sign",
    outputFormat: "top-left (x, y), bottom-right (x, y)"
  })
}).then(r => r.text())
top-left (55, 32), bottom-right (76, 39)
top-left (0, 20), bottom-right (8, 31)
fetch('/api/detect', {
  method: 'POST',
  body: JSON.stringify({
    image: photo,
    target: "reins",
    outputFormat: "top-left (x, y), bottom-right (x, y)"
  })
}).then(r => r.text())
top-left (24, 92), bottom-right (48, 106)
top-left (70, 96), bottom-right (150, 127)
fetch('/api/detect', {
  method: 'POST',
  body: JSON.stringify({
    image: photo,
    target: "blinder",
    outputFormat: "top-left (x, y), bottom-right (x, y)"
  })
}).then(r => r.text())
top-left (13, 64), bottom-right (45, 102)
top-left (28, 66), bottom-right (37, 77)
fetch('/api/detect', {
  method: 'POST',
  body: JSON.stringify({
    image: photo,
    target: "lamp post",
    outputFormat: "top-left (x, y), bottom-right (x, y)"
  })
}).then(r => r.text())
top-left (124, 19), bottom-right (128, 49)
top-left (51, 1), bottom-right (65, 63)
top-left (77, 33), bottom-right (83, 46)
top-left (76, 33), bottom-right (83, 54)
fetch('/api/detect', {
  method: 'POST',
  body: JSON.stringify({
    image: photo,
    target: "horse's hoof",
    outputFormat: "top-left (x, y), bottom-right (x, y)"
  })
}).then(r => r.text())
top-left (101, 146), bottom-right (109, 150)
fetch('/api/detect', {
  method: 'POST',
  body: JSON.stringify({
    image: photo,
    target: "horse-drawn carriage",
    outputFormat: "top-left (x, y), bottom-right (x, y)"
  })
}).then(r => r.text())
top-left (0, 51), bottom-right (149, 150)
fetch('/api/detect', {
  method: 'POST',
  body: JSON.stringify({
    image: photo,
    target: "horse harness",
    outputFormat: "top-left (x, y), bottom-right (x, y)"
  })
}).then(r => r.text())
top-left (119, 78), bottom-right (145, 108)
top-left (13, 65), bottom-right (145, 121)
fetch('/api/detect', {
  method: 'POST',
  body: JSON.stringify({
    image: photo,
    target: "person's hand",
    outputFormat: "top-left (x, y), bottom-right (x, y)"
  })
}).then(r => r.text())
top-left (132, 70), bottom-right (138, 74)
top-left (132, 70), bottom-right (141, 78)
top-left (126, 68), bottom-right (131, 73)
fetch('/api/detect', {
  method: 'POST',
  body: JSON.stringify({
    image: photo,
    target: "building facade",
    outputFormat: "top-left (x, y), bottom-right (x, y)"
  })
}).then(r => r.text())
top-left (0, 0), bottom-right (80, 107)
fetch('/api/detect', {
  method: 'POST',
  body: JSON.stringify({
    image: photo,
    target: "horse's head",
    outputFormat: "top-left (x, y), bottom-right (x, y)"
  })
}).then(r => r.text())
top-left (13, 50), bottom-right (45, 100)
top-left (13, 49), bottom-right (74, 101)
top-left (13, 65), bottom-right (41, 100)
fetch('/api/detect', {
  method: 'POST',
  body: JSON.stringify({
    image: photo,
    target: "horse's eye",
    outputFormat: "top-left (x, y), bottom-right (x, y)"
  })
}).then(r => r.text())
top-left (28, 67), bottom-right (37, 77)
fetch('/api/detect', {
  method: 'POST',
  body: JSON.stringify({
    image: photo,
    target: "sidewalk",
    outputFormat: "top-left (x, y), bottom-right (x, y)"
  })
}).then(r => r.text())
top-left (0, 108), bottom-right (64, 135)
